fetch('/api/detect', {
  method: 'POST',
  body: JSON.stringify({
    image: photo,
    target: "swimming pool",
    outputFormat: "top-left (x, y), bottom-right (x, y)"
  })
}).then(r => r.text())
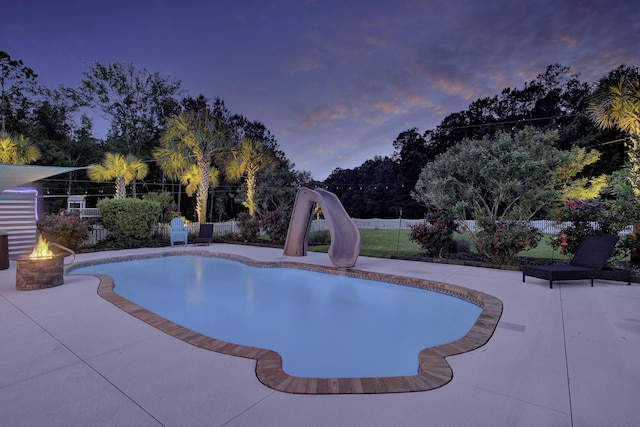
top-left (69, 252), bottom-right (502, 394)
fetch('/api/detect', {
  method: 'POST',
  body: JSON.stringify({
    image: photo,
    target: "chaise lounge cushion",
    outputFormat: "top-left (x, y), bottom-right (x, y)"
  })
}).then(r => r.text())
top-left (193, 223), bottom-right (214, 246)
top-left (522, 234), bottom-right (630, 288)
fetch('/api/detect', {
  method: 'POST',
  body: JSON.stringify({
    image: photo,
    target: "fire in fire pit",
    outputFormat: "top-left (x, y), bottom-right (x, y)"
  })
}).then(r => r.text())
top-left (16, 236), bottom-right (64, 291)
top-left (30, 235), bottom-right (55, 259)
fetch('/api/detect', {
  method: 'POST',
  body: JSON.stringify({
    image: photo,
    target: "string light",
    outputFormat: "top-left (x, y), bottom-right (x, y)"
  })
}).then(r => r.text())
top-left (32, 126), bottom-right (629, 197)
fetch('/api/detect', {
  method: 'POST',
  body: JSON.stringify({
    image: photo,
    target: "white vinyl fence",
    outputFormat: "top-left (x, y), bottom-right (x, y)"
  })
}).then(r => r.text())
top-left (154, 221), bottom-right (238, 239)
top-left (86, 221), bottom-right (239, 246)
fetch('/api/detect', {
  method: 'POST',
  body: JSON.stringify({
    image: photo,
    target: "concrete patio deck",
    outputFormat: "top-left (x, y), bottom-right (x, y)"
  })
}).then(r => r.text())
top-left (1, 244), bottom-right (639, 426)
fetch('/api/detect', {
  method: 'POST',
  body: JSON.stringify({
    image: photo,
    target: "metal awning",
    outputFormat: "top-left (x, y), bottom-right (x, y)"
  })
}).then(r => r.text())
top-left (0, 164), bottom-right (84, 192)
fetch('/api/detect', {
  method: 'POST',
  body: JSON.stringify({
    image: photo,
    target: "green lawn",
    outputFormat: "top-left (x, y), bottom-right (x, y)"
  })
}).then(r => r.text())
top-left (308, 229), bottom-right (570, 260)
top-left (308, 229), bottom-right (418, 258)
top-left (521, 234), bottom-right (570, 260)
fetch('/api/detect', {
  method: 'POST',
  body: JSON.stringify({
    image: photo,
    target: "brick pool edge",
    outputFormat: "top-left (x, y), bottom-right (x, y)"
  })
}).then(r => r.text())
top-left (67, 251), bottom-right (503, 394)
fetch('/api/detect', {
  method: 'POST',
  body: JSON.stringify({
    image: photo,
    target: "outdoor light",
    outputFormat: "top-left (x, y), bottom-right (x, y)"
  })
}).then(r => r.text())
top-left (3, 188), bottom-right (38, 221)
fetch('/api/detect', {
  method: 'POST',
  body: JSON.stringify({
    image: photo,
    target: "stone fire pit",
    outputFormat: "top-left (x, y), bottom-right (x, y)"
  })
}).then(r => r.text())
top-left (15, 254), bottom-right (64, 291)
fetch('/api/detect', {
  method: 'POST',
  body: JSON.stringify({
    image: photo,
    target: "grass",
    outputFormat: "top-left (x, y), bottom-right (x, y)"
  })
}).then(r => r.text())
top-left (308, 229), bottom-right (570, 261)
top-left (309, 229), bottom-right (418, 258)
top-left (523, 234), bottom-right (569, 260)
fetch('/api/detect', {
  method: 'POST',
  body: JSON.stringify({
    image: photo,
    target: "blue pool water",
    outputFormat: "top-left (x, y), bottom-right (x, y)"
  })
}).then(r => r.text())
top-left (72, 256), bottom-right (481, 378)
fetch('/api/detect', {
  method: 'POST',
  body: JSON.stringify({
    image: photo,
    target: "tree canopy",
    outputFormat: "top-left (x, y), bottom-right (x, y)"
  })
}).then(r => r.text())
top-left (73, 61), bottom-right (182, 159)
top-left (155, 103), bottom-right (232, 222)
top-left (589, 65), bottom-right (640, 194)
top-left (87, 152), bottom-right (149, 199)
top-left (0, 50), bottom-right (38, 133)
top-left (225, 138), bottom-right (276, 217)
top-left (0, 132), bottom-right (40, 164)
top-left (332, 63), bottom-right (631, 219)
top-left (2, 48), bottom-right (638, 222)
top-left (411, 128), bottom-right (602, 222)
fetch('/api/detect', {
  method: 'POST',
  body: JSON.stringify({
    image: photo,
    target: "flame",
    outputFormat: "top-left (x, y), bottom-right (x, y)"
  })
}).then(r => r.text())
top-left (30, 235), bottom-right (55, 259)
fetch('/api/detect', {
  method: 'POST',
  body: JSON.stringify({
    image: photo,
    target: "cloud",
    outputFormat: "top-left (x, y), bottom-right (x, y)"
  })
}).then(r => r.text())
top-left (370, 94), bottom-right (442, 121)
top-left (286, 56), bottom-right (323, 74)
top-left (3, 0), bottom-right (639, 182)
top-left (300, 104), bottom-right (349, 128)
top-left (372, 101), bottom-right (405, 116)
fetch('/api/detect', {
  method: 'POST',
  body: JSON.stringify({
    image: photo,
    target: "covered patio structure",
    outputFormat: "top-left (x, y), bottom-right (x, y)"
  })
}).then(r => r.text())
top-left (0, 164), bottom-right (84, 257)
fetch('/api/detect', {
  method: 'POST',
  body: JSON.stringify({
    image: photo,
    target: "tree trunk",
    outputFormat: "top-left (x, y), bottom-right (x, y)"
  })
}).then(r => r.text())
top-left (630, 136), bottom-right (640, 263)
top-left (132, 176), bottom-right (137, 198)
top-left (1, 80), bottom-right (5, 132)
top-left (115, 178), bottom-right (126, 199)
top-left (196, 162), bottom-right (210, 223)
top-left (177, 182), bottom-right (182, 215)
top-left (246, 172), bottom-right (256, 217)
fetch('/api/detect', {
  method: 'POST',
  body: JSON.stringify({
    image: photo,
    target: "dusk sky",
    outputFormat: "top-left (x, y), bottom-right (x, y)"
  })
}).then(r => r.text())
top-left (3, 0), bottom-right (639, 180)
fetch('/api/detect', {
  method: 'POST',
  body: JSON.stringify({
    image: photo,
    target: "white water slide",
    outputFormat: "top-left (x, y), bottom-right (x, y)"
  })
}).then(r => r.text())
top-left (283, 187), bottom-right (360, 268)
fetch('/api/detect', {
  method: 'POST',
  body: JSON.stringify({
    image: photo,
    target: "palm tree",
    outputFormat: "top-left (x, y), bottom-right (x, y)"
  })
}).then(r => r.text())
top-left (0, 132), bottom-right (40, 164)
top-left (180, 163), bottom-right (219, 201)
top-left (155, 108), bottom-right (230, 223)
top-left (588, 66), bottom-right (640, 194)
top-left (225, 138), bottom-right (276, 217)
top-left (153, 143), bottom-right (190, 214)
top-left (589, 67), bottom-right (640, 260)
top-left (87, 152), bottom-right (148, 199)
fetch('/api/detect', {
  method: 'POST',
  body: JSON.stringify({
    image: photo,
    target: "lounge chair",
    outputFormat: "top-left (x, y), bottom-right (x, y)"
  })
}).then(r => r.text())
top-left (193, 223), bottom-right (214, 246)
top-left (522, 234), bottom-right (630, 289)
top-left (169, 218), bottom-right (188, 246)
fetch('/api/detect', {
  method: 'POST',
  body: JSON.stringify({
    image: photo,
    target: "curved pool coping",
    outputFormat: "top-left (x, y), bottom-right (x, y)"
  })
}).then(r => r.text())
top-left (67, 251), bottom-right (503, 394)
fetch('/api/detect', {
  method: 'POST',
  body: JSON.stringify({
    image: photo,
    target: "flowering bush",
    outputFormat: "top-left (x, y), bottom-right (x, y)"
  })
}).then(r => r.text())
top-left (37, 210), bottom-right (91, 251)
top-left (550, 198), bottom-right (637, 258)
top-left (409, 209), bottom-right (459, 257)
top-left (260, 209), bottom-right (290, 245)
top-left (475, 218), bottom-right (543, 265)
top-left (237, 212), bottom-right (260, 242)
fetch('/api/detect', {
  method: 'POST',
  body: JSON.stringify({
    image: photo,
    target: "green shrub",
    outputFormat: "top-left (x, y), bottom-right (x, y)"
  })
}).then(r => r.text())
top-left (237, 212), bottom-right (260, 242)
top-left (142, 191), bottom-right (178, 222)
top-left (261, 209), bottom-right (290, 245)
top-left (475, 218), bottom-right (543, 265)
top-left (220, 231), bottom-right (243, 241)
top-left (308, 230), bottom-right (330, 246)
top-left (97, 198), bottom-right (161, 247)
top-left (408, 209), bottom-right (458, 257)
top-left (37, 210), bottom-right (91, 251)
top-left (550, 198), bottom-right (637, 258)
top-left (453, 234), bottom-right (475, 253)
